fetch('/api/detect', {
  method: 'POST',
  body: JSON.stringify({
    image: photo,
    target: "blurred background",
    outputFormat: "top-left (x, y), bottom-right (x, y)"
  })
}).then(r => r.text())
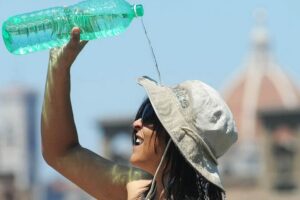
top-left (1, 0), bottom-right (300, 199)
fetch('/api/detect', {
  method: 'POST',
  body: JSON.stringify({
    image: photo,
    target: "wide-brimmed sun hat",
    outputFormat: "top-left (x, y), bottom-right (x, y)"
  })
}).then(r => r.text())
top-left (138, 76), bottom-right (238, 190)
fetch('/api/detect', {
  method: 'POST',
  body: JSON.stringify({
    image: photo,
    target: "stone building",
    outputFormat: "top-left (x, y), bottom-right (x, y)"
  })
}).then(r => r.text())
top-left (98, 116), bottom-right (133, 164)
top-left (0, 86), bottom-right (38, 199)
top-left (221, 14), bottom-right (300, 199)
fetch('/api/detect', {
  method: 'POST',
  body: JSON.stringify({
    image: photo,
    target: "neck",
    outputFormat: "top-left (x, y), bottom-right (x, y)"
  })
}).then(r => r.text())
top-left (155, 171), bottom-right (167, 200)
top-left (151, 139), bottom-right (172, 199)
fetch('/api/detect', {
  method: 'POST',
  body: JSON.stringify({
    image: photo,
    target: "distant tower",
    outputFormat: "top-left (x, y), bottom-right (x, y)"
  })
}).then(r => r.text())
top-left (98, 116), bottom-right (133, 164)
top-left (221, 10), bottom-right (300, 188)
top-left (0, 86), bottom-right (38, 198)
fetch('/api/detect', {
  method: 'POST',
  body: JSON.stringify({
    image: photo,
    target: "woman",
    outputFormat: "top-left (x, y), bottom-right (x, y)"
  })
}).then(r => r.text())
top-left (41, 27), bottom-right (238, 200)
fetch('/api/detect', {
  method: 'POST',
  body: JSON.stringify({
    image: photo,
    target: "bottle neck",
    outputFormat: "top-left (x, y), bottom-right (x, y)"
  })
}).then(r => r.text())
top-left (133, 4), bottom-right (144, 17)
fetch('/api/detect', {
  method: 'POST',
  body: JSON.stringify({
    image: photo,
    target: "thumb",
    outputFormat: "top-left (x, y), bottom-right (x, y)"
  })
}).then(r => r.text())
top-left (68, 27), bottom-right (81, 48)
top-left (62, 27), bottom-right (88, 61)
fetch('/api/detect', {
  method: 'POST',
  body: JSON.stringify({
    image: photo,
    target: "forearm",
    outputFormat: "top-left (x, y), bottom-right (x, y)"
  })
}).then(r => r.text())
top-left (41, 48), bottom-right (79, 164)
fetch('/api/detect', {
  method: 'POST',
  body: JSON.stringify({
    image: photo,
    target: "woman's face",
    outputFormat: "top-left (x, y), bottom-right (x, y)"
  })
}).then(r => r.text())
top-left (130, 104), bottom-right (166, 175)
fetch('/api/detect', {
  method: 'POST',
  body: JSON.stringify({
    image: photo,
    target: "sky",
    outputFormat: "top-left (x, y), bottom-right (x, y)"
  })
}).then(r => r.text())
top-left (1, 0), bottom-right (300, 183)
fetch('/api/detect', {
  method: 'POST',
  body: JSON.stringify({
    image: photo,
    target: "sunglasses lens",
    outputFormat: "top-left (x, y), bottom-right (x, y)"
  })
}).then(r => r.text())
top-left (132, 102), bottom-right (161, 145)
top-left (132, 132), bottom-right (136, 145)
top-left (141, 104), bottom-right (156, 125)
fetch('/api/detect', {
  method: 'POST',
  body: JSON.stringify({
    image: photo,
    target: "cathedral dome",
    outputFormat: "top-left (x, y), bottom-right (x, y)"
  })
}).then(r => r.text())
top-left (220, 13), bottom-right (300, 184)
top-left (223, 18), bottom-right (300, 142)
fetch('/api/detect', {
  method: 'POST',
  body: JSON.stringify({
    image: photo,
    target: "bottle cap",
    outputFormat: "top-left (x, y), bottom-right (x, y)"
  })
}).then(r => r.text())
top-left (133, 4), bottom-right (144, 17)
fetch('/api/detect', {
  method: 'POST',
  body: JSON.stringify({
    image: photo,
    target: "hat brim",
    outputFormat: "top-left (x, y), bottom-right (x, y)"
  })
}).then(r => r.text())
top-left (138, 76), bottom-right (224, 190)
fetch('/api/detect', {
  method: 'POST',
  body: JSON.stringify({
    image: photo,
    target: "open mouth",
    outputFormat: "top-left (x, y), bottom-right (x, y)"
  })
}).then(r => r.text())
top-left (133, 134), bottom-right (144, 146)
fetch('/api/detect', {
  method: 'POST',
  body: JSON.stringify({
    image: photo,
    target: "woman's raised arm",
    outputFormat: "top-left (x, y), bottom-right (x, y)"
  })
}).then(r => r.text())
top-left (41, 27), bottom-right (150, 199)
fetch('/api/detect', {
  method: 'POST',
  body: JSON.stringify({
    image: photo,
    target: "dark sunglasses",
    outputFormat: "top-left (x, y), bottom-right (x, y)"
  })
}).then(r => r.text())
top-left (140, 103), bottom-right (158, 125)
top-left (132, 103), bottom-right (159, 145)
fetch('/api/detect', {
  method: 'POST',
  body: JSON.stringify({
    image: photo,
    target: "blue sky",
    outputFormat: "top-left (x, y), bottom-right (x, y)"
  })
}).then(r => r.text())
top-left (1, 0), bottom-right (300, 182)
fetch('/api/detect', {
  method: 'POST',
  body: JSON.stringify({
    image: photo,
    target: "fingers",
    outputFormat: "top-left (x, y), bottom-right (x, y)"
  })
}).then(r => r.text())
top-left (126, 180), bottom-right (152, 200)
top-left (69, 27), bottom-right (88, 54)
top-left (48, 27), bottom-right (88, 70)
top-left (62, 27), bottom-right (88, 65)
top-left (66, 27), bottom-right (82, 49)
top-left (74, 28), bottom-right (88, 51)
top-left (79, 40), bottom-right (88, 50)
top-left (68, 27), bottom-right (80, 48)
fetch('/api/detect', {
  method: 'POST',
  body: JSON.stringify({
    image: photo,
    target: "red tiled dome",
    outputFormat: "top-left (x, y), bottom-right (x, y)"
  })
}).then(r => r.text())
top-left (223, 23), bottom-right (300, 142)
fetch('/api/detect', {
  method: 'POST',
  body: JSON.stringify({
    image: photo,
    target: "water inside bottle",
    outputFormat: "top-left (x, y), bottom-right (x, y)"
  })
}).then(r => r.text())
top-left (3, 11), bottom-right (134, 54)
top-left (70, 13), bottom-right (132, 40)
top-left (3, 8), bottom-right (71, 54)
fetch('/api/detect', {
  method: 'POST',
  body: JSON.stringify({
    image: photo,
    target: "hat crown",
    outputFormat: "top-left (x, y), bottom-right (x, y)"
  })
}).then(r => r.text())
top-left (175, 80), bottom-right (238, 158)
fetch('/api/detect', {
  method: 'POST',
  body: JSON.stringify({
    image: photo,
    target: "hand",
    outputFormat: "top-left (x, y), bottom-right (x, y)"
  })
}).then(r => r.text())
top-left (49, 27), bottom-right (88, 70)
top-left (126, 180), bottom-right (152, 200)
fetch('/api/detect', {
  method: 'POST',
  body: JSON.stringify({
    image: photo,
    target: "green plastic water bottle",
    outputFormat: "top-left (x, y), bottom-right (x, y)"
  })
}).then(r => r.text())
top-left (2, 0), bottom-right (144, 55)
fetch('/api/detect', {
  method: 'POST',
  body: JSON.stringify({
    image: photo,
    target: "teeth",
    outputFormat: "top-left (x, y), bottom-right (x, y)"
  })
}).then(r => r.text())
top-left (136, 138), bottom-right (142, 144)
top-left (135, 137), bottom-right (143, 145)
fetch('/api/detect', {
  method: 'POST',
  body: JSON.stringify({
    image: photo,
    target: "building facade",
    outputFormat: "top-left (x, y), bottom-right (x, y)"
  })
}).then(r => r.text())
top-left (221, 13), bottom-right (300, 198)
top-left (0, 86), bottom-right (38, 199)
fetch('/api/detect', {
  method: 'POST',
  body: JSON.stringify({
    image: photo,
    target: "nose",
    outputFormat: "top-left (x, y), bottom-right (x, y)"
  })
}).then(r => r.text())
top-left (133, 118), bottom-right (143, 131)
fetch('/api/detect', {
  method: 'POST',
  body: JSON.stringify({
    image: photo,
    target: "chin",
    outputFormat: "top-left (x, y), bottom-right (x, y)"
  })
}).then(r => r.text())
top-left (130, 156), bottom-right (146, 170)
top-left (131, 159), bottom-right (154, 175)
top-left (130, 156), bottom-right (143, 166)
top-left (129, 155), bottom-right (136, 165)
top-left (129, 153), bottom-right (139, 166)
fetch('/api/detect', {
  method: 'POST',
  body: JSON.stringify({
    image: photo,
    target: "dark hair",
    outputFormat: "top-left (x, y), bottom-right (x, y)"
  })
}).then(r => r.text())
top-left (133, 98), bottom-right (226, 200)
